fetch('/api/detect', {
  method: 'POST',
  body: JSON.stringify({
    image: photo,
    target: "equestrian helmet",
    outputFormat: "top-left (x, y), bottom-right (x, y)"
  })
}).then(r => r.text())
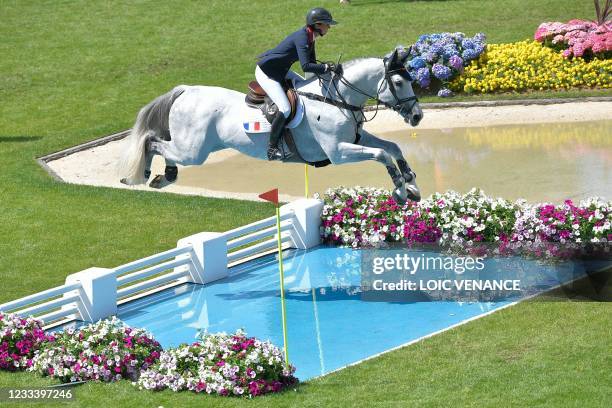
top-left (306, 8), bottom-right (338, 26)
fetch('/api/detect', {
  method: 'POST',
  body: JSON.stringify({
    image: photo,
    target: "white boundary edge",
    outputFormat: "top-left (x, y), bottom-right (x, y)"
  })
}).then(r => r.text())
top-left (308, 269), bottom-right (604, 382)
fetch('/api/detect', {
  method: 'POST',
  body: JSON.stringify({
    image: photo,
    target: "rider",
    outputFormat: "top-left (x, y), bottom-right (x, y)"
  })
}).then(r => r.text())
top-left (256, 7), bottom-right (341, 161)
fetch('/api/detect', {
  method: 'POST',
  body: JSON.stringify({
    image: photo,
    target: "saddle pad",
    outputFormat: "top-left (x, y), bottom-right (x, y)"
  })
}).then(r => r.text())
top-left (242, 95), bottom-right (305, 134)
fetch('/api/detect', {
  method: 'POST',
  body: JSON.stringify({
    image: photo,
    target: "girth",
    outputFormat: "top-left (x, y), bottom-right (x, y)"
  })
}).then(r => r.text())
top-left (280, 129), bottom-right (362, 168)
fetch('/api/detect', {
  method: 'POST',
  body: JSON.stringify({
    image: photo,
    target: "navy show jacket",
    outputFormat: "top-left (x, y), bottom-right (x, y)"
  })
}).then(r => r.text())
top-left (257, 26), bottom-right (327, 82)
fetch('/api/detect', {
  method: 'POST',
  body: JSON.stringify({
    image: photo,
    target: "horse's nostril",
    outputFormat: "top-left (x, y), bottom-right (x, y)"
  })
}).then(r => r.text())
top-left (413, 114), bottom-right (421, 122)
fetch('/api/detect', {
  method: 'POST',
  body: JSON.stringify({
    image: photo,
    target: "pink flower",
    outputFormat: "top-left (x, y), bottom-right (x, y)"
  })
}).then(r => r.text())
top-left (592, 41), bottom-right (606, 53)
top-left (534, 26), bottom-right (549, 41)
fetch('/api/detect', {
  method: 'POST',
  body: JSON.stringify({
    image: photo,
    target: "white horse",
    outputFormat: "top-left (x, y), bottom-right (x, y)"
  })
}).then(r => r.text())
top-left (119, 48), bottom-right (423, 202)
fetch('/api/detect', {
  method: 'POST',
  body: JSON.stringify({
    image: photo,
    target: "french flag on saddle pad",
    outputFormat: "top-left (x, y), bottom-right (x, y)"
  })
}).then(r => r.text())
top-left (243, 119), bottom-right (271, 133)
top-left (243, 121), bottom-right (262, 132)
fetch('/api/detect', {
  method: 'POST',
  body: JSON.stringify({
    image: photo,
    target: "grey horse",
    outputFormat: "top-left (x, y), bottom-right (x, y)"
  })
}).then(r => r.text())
top-left (119, 48), bottom-right (423, 202)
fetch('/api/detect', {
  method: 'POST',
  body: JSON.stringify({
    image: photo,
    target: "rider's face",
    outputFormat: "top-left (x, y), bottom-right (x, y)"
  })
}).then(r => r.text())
top-left (314, 23), bottom-right (330, 37)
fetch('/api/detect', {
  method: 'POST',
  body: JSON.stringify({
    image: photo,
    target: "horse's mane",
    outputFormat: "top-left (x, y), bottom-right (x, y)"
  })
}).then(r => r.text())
top-left (342, 57), bottom-right (379, 69)
top-left (295, 56), bottom-right (383, 89)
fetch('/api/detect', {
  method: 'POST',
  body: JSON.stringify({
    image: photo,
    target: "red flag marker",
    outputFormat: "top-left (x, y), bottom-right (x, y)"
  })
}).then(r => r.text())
top-left (258, 187), bottom-right (289, 367)
top-left (258, 188), bottom-right (279, 205)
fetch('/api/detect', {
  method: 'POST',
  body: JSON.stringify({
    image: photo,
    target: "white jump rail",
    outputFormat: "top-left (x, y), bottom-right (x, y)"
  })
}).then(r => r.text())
top-left (0, 199), bottom-right (323, 329)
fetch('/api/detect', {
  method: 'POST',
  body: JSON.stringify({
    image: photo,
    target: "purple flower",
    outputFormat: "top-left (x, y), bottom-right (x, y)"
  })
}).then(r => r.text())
top-left (449, 55), bottom-right (464, 70)
top-left (474, 32), bottom-right (486, 43)
top-left (437, 88), bottom-right (453, 97)
top-left (442, 44), bottom-right (460, 59)
top-left (432, 63), bottom-right (452, 80)
top-left (416, 67), bottom-right (431, 88)
top-left (462, 48), bottom-right (480, 61)
top-left (424, 51), bottom-right (438, 63)
top-left (408, 57), bottom-right (426, 69)
top-left (429, 43), bottom-right (444, 56)
top-left (462, 39), bottom-right (476, 49)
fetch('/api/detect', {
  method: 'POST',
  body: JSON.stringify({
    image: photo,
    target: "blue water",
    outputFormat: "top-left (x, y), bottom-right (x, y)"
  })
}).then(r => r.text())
top-left (66, 246), bottom-right (586, 380)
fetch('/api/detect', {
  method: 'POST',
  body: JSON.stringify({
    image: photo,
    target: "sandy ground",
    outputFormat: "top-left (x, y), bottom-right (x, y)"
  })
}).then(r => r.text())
top-left (45, 101), bottom-right (612, 202)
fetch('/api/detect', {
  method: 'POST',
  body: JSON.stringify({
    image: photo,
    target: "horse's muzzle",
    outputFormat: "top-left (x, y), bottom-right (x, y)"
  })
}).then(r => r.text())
top-left (410, 114), bottom-right (422, 127)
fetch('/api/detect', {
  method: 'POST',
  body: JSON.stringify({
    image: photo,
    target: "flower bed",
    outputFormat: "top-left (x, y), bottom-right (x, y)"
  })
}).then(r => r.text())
top-left (0, 313), bottom-right (53, 371)
top-left (136, 329), bottom-right (297, 397)
top-left (405, 32), bottom-right (486, 97)
top-left (0, 313), bottom-right (296, 398)
top-left (535, 19), bottom-right (612, 59)
top-left (29, 316), bottom-right (162, 383)
top-left (449, 41), bottom-right (612, 93)
top-left (320, 187), bottom-right (611, 251)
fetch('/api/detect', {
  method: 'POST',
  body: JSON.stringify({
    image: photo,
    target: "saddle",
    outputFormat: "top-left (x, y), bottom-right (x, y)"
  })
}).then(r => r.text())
top-left (245, 80), bottom-right (298, 123)
top-left (244, 79), bottom-right (331, 168)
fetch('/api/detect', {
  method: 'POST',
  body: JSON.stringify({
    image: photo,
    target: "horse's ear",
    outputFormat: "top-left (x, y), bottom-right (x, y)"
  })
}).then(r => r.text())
top-left (397, 47), bottom-right (410, 64)
top-left (390, 48), bottom-right (399, 64)
top-left (385, 48), bottom-right (399, 69)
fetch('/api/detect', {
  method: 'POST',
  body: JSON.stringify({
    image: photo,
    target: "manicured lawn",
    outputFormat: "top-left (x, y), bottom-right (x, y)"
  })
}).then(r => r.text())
top-left (2, 295), bottom-right (610, 407)
top-left (1, 0), bottom-right (610, 406)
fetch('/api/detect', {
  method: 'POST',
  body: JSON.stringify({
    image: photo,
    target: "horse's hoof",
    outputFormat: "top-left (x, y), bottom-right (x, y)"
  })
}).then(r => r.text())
top-left (405, 183), bottom-right (421, 202)
top-left (406, 190), bottom-right (421, 202)
top-left (120, 178), bottom-right (128, 185)
top-left (392, 189), bottom-right (407, 205)
top-left (149, 174), bottom-right (173, 189)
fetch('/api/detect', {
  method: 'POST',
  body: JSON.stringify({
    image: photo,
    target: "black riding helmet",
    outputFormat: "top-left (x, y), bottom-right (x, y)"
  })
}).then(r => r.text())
top-left (306, 7), bottom-right (338, 27)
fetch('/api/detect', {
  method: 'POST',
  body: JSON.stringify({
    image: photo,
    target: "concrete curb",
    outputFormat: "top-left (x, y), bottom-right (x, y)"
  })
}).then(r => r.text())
top-left (365, 96), bottom-right (612, 111)
top-left (38, 129), bottom-right (131, 163)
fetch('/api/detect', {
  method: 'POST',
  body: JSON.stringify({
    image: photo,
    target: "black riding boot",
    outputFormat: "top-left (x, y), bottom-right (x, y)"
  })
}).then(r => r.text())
top-left (267, 111), bottom-right (288, 161)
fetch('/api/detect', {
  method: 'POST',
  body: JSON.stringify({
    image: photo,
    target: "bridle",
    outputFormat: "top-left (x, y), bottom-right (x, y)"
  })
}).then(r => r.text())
top-left (382, 61), bottom-right (420, 119)
top-left (297, 57), bottom-right (419, 125)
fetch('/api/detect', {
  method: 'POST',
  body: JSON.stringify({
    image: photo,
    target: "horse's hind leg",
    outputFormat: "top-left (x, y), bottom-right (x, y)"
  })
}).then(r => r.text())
top-left (147, 139), bottom-right (185, 189)
top-left (144, 149), bottom-right (154, 181)
top-left (120, 138), bottom-right (154, 185)
top-left (164, 160), bottom-right (178, 182)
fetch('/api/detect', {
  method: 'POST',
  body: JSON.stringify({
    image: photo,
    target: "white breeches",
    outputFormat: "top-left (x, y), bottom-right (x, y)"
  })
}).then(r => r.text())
top-left (255, 66), bottom-right (304, 118)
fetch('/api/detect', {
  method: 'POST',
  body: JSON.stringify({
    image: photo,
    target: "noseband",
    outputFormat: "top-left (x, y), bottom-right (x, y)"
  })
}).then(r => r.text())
top-left (383, 65), bottom-right (419, 118)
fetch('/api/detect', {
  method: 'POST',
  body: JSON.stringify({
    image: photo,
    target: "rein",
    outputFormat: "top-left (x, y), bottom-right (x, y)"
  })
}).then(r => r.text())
top-left (300, 59), bottom-right (419, 125)
top-left (295, 90), bottom-right (362, 111)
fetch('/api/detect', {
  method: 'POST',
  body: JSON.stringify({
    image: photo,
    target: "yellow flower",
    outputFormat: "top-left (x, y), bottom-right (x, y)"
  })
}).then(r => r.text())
top-left (450, 40), bottom-right (612, 93)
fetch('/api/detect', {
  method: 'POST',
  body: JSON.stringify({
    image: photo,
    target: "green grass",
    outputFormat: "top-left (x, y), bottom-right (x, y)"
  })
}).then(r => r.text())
top-left (1, 0), bottom-right (610, 406)
top-left (2, 296), bottom-right (611, 407)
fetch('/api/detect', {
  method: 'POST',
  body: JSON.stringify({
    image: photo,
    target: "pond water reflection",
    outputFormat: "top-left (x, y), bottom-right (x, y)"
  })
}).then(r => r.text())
top-left (177, 120), bottom-right (611, 203)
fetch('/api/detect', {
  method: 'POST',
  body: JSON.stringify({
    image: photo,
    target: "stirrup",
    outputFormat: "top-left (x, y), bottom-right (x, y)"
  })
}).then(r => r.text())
top-left (267, 146), bottom-right (283, 161)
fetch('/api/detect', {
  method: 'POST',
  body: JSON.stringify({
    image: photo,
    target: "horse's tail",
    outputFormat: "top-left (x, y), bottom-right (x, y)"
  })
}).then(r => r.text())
top-left (118, 85), bottom-right (187, 185)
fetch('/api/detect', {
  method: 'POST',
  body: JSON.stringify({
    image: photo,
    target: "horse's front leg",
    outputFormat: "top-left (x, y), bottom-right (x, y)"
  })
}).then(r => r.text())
top-left (356, 129), bottom-right (421, 201)
top-left (327, 142), bottom-right (409, 204)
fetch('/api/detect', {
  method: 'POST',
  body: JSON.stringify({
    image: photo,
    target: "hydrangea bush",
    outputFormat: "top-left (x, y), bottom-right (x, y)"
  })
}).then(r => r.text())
top-left (0, 313), bottom-right (54, 371)
top-left (535, 19), bottom-right (612, 59)
top-left (136, 329), bottom-right (297, 397)
top-left (29, 317), bottom-right (162, 383)
top-left (450, 41), bottom-right (612, 93)
top-left (405, 32), bottom-right (486, 97)
top-left (320, 187), bottom-right (611, 252)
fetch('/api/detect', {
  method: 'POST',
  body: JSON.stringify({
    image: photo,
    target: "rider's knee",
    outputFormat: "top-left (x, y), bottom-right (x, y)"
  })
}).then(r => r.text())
top-left (278, 104), bottom-right (292, 119)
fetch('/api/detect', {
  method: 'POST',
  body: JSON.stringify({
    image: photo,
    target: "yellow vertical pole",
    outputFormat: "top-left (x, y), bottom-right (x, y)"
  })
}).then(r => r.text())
top-left (275, 205), bottom-right (290, 367)
top-left (304, 164), bottom-right (309, 198)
